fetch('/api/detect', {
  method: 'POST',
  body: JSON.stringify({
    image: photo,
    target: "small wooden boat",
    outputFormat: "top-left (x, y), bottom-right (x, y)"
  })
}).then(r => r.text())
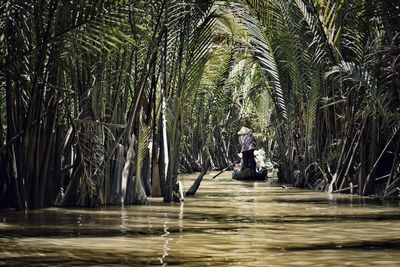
top-left (232, 168), bottom-right (267, 181)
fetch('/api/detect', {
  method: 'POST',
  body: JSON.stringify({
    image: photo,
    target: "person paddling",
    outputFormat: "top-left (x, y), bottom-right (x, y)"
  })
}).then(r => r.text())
top-left (237, 126), bottom-right (257, 171)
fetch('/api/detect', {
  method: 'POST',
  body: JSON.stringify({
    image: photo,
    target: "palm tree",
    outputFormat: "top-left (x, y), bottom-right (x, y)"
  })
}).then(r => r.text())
top-left (1, 0), bottom-right (399, 210)
top-left (222, 0), bottom-right (400, 196)
top-left (0, 0), bottom-right (222, 209)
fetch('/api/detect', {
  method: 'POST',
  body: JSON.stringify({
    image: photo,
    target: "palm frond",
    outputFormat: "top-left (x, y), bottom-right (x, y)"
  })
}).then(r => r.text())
top-left (292, 0), bottom-right (340, 66)
top-left (230, 2), bottom-right (287, 119)
top-left (135, 122), bottom-right (151, 180)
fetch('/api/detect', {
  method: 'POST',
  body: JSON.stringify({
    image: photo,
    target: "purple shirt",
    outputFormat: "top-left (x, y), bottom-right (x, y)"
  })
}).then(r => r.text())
top-left (239, 132), bottom-right (256, 152)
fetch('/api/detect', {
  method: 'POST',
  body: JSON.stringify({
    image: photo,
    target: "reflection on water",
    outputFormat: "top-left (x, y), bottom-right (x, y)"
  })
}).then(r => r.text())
top-left (159, 213), bottom-right (170, 266)
top-left (1, 172), bottom-right (400, 266)
top-left (120, 206), bottom-right (128, 235)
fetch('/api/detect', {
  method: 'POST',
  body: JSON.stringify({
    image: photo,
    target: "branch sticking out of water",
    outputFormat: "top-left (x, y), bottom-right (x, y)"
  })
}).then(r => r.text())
top-left (185, 158), bottom-right (211, 196)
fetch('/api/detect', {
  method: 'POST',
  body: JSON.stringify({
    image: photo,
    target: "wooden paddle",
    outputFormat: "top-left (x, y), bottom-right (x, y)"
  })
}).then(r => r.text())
top-left (212, 158), bottom-right (241, 179)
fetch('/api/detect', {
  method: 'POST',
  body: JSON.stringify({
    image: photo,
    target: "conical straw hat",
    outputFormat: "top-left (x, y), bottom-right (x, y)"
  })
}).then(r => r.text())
top-left (237, 126), bottom-right (251, 135)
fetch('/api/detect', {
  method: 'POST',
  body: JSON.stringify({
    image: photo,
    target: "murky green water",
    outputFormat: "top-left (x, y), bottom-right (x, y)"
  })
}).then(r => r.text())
top-left (1, 172), bottom-right (400, 266)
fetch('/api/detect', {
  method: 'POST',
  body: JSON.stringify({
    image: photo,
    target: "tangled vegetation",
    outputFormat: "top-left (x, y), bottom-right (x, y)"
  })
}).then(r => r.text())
top-left (0, 0), bottom-right (399, 209)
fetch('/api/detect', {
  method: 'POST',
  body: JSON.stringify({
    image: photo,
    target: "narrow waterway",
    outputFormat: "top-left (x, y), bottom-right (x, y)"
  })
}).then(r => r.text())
top-left (1, 172), bottom-right (400, 266)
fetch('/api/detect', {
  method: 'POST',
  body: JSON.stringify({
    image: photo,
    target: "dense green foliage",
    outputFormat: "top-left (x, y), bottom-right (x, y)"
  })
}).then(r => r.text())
top-left (0, 0), bottom-right (219, 208)
top-left (237, 0), bottom-right (400, 197)
top-left (0, 0), bottom-right (399, 209)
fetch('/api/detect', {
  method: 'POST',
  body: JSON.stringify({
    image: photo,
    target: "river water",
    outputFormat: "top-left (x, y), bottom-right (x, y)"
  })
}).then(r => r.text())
top-left (1, 172), bottom-right (400, 266)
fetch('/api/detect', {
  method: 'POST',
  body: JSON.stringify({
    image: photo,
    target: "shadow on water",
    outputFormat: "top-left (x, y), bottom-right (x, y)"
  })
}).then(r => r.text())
top-left (1, 172), bottom-right (400, 266)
